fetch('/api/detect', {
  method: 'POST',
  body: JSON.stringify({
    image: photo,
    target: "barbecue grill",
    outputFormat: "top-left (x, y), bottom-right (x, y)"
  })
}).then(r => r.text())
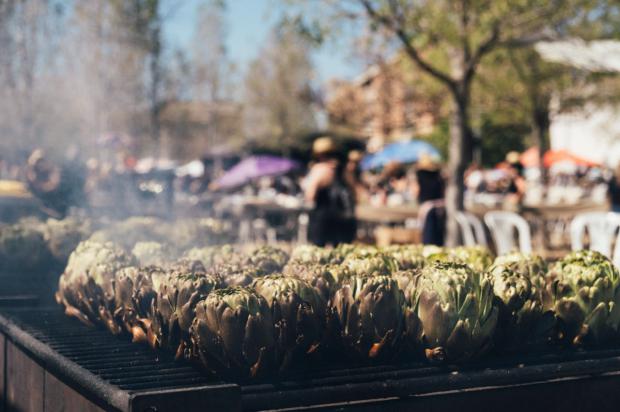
top-left (3, 305), bottom-right (620, 412)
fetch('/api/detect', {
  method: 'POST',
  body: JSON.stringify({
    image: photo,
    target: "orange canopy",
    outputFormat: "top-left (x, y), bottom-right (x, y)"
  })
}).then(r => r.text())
top-left (518, 147), bottom-right (599, 168)
top-left (543, 149), bottom-right (600, 168)
top-left (520, 146), bottom-right (541, 168)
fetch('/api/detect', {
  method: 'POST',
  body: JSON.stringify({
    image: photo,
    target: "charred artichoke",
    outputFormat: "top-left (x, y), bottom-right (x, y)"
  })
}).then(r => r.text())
top-left (252, 275), bottom-right (325, 371)
top-left (56, 240), bottom-right (136, 330)
top-left (43, 217), bottom-right (92, 264)
top-left (330, 275), bottom-right (405, 360)
top-left (190, 287), bottom-right (275, 378)
top-left (246, 245), bottom-right (290, 274)
top-left (131, 242), bottom-right (174, 267)
top-left (449, 246), bottom-right (494, 272)
top-left (113, 265), bottom-right (167, 342)
top-left (182, 245), bottom-right (238, 269)
top-left (490, 253), bottom-right (555, 349)
top-left (547, 250), bottom-right (620, 345)
top-left (382, 245), bottom-right (425, 270)
top-left (283, 262), bottom-right (337, 301)
top-left (148, 267), bottom-right (222, 357)
top-left (289, 244), bottom-right (332, 265)
top-left (341, 253), bottom-right (398, 277)
top-left (406, 262), bottom-right (498, 362)
top-left (0, 223), bottom-right (49, 270)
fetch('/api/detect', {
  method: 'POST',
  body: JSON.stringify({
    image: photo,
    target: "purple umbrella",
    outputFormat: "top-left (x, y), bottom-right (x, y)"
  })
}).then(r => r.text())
top-left (214, 155), bottom-right (300, 189)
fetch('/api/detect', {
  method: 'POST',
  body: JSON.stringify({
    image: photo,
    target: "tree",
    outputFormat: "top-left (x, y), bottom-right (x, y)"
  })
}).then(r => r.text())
top-left (0, 0), bottom-right (63, 151)
top-left (294, 0), bottom-right (619, 245)
top-left (242, 22), bottom-right (318, 150)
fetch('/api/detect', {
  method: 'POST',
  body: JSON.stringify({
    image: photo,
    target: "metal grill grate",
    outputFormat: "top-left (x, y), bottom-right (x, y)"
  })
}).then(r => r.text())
top-left (6, 308), bottom-right (215, 392)
top-left (5, 307), bottom-right (620, 411)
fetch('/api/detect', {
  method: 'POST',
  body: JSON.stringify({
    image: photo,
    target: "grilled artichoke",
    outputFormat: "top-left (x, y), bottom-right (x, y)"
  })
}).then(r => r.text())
top-left (190, 287), bottom-right (275, 378)
top-left (283, 262), bottom-right (337, 300)
top-left (490, 253), bottom-right (555, 349)
top-left (547, 250), bottom-right (620, 345)
top-left (182, 245), bottom-right (238, 269)
top-left (169, 218), bottom-right (234, 249)
top-left (382, 245), bottom-right (425, 270)
top-left (113, 265), bottom-right (167, 342)
top-left (148, 267), bottom-right (222, 357)
top-left (56, 241), bottom-right (136, 329)
top-left (246, 245), bottom-right (290, 274)
top-left (43, 217), bottom-right (92, 264)
top-left (289, 244), bottom-right (332, 265)
top-left (449, 246), bottom-right (494, 272)
top-left (0, 223), bottom-right (49, 271)
top-left (131, 242), bottom-right (173, 267)
top-left (330, 275), bottom-right (405, 360)
top-left (88, 217), bottom-right (166, 250)
top-left (406, 262), bottom-right (498, 362)
top-left (341, 253), bottom-right (398, 277)
top-left (392, 269), bottom-right (420, 293)
top-left (252, 275), bottom-right (325, 371)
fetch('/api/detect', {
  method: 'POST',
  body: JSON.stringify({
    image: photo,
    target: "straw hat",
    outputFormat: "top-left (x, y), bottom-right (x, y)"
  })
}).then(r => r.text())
top-left (312, 136), bottom-right (336, 156)
top-left (417, 153), bottom-right (440, 171)
top-left (348, 150), bottom-right (363, 162)
top-left (506, 151), bottom-right (521, 165)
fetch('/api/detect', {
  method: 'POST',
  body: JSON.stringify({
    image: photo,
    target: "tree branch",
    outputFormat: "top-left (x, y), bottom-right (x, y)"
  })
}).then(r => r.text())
top-left (359, 0), bottom-right (456, 89)
top-left (464, 22), bottom-right (499, 81)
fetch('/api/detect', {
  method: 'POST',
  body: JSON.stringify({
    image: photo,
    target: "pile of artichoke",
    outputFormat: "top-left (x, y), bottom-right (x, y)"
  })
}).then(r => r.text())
top-left (56, 238), bottom-right (620, 379)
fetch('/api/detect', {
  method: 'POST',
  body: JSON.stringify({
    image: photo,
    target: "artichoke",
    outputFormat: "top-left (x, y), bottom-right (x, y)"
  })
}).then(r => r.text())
top-left (210, 262), bottom-right (264, 287)
top-left (382, 245), bottom-right (425, 270)
top-left (252, 275), bottom-right (325, 371)
top-left (547, 250), bottom-right (620, 345)
top-left (246, 245), bottom-right (290, 274)
top-left (329, 275), bottom-right (405, 360)
top-left (182, 245), bottom-right (238, 269)
top-left (43, 217), bottom-right (92, 264)
top-left (392, 269), bottom-right (420, 293)
top-left (0, 223), bottom-right (49, 271)
top-left (490, 253), bottom-right (555, 349)
top-left (56, 241), bottom-right (136, 330)
top-left (88, 217), bottom-right (166, 250)
top-left (449, 246), bottom-right (494, 272)
top-left (131, 241), bottom-right (174, 267)
top-left (113, 265), bottom-right (167, 342)
top-left (341, 253), bottom-right (398, 277)
top-left (190, 287), bottom-right (275, 378)
top-left (168, 218), bottom-right (234, 249)
top-left (406, 262), bottom-right (498, 362)
top-left (289, 244), bottom-right (332, 265)
top-left (283, 262), bottom-right (337, 301)
top-left (148, 267), bottom-right (222, 357)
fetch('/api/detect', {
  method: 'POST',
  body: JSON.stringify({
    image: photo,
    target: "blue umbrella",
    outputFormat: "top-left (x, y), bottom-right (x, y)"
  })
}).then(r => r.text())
top-left (361, 140), bottom-right (440, 170)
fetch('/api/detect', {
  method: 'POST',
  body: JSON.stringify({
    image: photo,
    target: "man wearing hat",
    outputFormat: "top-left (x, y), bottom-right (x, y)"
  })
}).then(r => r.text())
top-left (303, 137), bottom-right (357, 246)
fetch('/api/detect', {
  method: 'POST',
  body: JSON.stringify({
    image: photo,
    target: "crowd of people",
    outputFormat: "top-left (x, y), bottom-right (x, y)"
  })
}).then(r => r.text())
top-left (4, 136), bottom-right (620, 248)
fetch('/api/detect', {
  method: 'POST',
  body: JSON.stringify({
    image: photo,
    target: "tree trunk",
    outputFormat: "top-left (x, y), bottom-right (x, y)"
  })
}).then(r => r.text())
top-left (445, 84), bottom-right (473, 247)
top-left (532, 105), bottom-right (549, 182)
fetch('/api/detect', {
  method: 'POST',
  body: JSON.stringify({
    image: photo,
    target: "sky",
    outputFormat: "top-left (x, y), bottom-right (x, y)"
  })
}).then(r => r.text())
top-left (163, 0), bottom-right (362, 84)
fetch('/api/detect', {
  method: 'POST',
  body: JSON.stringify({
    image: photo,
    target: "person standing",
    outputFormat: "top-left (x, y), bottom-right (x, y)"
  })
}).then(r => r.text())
top-left (608, 164), bottom-right (620, 213)
top-left (303, 137), bottom-right (357, 246)
top-left (412, 154), bottom-right (444, 204)
top-left (412, 154), bottom-right (446, 246)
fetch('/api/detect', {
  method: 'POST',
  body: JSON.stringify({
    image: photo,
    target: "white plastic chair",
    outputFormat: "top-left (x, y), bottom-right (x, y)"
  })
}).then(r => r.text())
top-left (570, 212), bottom-right (620, 258)
top-left (455, 211), bottom-right (487, 247)
top-left (297, 213), bottom-right (309, 244)
top-left (484, 211), bottom-right (532, 255)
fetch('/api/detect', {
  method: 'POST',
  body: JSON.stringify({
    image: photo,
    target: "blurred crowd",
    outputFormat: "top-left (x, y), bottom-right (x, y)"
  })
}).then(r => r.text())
top-left (2, 137), bottom-right (620, 247)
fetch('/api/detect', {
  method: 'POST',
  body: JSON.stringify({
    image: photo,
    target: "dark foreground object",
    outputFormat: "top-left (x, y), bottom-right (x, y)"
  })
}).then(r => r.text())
top-left (3, 309), bottom-right (620, 411)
